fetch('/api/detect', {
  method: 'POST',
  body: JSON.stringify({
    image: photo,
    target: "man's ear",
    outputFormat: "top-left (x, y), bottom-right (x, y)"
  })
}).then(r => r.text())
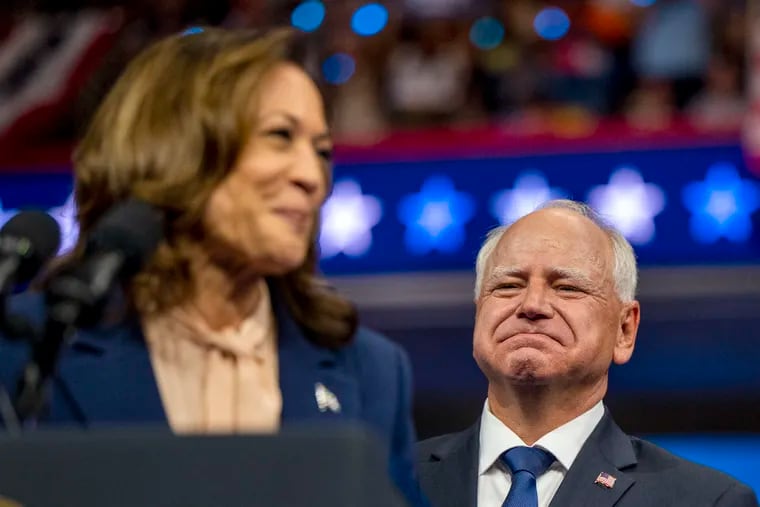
top-left (613, 300), bottom-right (640, 365)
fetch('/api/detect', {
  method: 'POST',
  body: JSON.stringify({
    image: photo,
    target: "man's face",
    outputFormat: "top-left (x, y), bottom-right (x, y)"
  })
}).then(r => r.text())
top-left (472, 209), bottom-right (639, 390)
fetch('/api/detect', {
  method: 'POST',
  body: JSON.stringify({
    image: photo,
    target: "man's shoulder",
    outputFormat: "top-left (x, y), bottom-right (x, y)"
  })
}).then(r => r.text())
top-left (613, 435), bottom-right (758, 505)
top-left (632, 436), bottom-right (754, 493)
top-left (417, 432), bottom-right (459, 457)
top-left (416, 424), bottom-right (479, 462)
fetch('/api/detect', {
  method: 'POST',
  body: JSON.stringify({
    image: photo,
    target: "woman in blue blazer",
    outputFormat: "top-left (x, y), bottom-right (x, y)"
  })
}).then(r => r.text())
top-left (0, 27), bottom-right (426, 506)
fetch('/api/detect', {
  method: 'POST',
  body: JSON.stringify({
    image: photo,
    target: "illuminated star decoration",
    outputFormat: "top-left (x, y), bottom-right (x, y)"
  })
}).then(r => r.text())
top-left (47, 192), bottom-right (79, 254)
top-left (319, 179), bottom-right (382, 258)
top-left (587, 167), bottom-right (666, 245)
top-left (0, 199), bottom-right (18, 229)
top-left (490, 170), bottom-right (567, 224)
top-left (398, 175), bottom-right (475, 255)
top-left (682, 163), bottom-right (760, 243)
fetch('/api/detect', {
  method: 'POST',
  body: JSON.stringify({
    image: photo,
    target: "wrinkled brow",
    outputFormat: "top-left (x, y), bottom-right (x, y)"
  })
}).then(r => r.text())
top-left (487, 265), bottom-right (595, 286)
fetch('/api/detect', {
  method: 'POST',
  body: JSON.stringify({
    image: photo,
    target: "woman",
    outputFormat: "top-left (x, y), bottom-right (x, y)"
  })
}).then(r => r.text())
top-left (1, 27), bottom-right (426, 506)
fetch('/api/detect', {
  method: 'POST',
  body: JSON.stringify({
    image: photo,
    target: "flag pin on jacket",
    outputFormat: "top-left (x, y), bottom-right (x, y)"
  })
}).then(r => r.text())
top-left (594, 472), bottom-right (617, 489)
top-left (315, 382), bottom-right (341, 413)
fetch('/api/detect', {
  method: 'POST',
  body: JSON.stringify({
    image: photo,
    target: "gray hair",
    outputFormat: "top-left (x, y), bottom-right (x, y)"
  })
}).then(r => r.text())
top-left (474, 199), bottom-right (638, 302)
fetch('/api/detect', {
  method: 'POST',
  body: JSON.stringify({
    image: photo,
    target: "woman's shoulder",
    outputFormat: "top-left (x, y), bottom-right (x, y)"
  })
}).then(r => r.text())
top-left (351, 326), bottom-right (407, 361)
top-left (344, 326), bottom-right (412, 384)
top-left (6, 290), bottom-right (47, 323)
top-left (1, 291), bottom-right (47, 344)
top-left (0, 292), bottom-right (46, 386)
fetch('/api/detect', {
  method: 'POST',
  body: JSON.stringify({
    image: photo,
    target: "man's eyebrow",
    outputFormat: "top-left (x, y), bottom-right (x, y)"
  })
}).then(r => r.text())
top-left (550, 267), bottom-right (594, 285)
top-left (487, 266), bottom-right (595, 284)
top-left (485, 266), bottom-right (523, 284)
top-left (490, 265), bottom-right (521, 276)
top-left (551, 267), bottom-right (587, 278)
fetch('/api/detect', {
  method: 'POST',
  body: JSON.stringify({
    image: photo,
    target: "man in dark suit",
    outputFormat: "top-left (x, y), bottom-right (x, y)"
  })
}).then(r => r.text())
top-left (417, 199), bottom-right (758, 507)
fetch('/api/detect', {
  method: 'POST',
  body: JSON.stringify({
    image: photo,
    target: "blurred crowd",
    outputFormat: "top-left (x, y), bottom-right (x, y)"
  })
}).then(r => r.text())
top-left (0, 0), bottom-right (748, 149)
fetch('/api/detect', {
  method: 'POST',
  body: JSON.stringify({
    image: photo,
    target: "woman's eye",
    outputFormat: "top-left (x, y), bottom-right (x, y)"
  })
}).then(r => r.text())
top-left (268, 128), bottom-right (293, 141)
top-left (317, 148), bottom-right (333, 163)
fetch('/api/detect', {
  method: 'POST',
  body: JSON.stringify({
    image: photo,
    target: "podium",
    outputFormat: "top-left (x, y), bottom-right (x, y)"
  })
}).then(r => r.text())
top-left (0, 424), bottom-right (408, 507)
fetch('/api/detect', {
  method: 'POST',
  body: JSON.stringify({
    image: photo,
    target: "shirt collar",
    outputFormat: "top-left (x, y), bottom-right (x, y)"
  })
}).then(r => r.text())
top-left (145, 280), bottom-right (274, 358)
top-left (478, 399), bottom-right (604, 475)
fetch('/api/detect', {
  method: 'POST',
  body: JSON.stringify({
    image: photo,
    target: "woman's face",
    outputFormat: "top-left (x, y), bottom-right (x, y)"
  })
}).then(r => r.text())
top-left (203, 62), bottom-right (331, 275)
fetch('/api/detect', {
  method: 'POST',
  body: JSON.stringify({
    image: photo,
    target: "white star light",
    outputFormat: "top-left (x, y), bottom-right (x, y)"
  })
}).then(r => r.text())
top-left (319, 179), bottom-right (382, 258)
top-left (587, 168), bottom-right (666, 245)
top-left (490, 171), bottom-right (567, 224)
top-left (47, 192), bottom-right (79, 254)
top-left (417, 202), bottom-right (453, 237)
top-left (705, 190), bottom-right (738, 223)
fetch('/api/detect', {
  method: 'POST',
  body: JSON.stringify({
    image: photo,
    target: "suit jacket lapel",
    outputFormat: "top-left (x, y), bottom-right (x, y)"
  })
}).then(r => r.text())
top-left (419, 422), bottom-right (479, 507)
top-left (55, 321), bottom-right (167, 427)
top-left (55, 286), bottom-right (362, 427)
top-left (272, 287), bottom-right (360, 424)
top-left (549, 410), bottom-right (637, 507)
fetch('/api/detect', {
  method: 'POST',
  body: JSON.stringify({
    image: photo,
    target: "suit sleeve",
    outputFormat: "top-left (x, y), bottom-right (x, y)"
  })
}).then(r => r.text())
top-left (388, 345), bottom-right (431, 507)
top-left (715, 482), bottom-right (759, 507)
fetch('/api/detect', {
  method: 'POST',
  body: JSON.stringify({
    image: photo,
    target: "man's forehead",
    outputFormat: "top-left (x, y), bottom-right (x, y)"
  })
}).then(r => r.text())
top-left (490, 210), bottom-right (613, 273)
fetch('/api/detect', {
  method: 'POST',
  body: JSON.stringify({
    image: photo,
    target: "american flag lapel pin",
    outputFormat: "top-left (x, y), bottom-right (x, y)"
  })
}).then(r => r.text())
top-left (594, 472), bottom-right (617, 489)
top-left (314, 382), bottom-right (341, 413)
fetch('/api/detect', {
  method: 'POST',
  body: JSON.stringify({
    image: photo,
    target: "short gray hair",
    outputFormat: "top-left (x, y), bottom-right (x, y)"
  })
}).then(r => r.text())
top-left (474, 199), bottom-right (638, 302)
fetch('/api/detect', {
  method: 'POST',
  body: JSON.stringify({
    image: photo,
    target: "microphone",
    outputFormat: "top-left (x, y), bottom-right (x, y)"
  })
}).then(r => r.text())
top-left (0, 211), bottom-right (61, 295)
top-left (45, 198), bottom-right (165, 328)
top-left (15, 198), bottom-right (164, 423)
top-left (0, 211), bottom-right (61, 339)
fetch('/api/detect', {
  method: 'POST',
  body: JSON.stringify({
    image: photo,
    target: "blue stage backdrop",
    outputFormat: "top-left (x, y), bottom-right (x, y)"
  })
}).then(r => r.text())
top-left (1, 139), bottom-right (759, 494)
top-left (1, 142), bottom-right (759, 273)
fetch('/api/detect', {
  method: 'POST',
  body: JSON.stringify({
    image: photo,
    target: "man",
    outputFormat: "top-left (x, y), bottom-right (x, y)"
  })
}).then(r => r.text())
top-left (417, 200), bottom-right (758, 507)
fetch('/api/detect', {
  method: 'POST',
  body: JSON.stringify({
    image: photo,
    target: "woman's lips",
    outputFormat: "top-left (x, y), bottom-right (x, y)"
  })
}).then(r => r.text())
top-left (274, 208), bottom-right (309, 231)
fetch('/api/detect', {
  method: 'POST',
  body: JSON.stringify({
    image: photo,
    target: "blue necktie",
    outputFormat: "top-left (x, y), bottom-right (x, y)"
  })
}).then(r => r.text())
top-left (500, 446), bottom-right (556, 507)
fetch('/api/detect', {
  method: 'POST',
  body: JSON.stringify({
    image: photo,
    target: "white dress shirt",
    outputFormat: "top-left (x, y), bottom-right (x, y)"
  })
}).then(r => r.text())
top-left (477, 400), bottom-right (604, 507)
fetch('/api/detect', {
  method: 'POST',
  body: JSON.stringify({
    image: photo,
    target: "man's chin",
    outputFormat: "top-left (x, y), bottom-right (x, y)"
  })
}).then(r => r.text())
top-left (503, 354), bottom-right (554, 385)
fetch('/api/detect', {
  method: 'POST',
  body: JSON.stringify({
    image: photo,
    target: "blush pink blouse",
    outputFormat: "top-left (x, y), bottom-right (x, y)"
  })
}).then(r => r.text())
top-left (143, 283), bottom-right (282, 433)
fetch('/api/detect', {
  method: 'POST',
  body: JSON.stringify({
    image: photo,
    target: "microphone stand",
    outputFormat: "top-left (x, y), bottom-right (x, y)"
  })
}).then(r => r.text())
top-left (14, 271), bottom-right (90, 426)
top-left (0, 258), bottom-right (25, 433)
top-left (14, 307), bottom-right (75, 426)
top-left (0, 255), bottom-right (21, 337)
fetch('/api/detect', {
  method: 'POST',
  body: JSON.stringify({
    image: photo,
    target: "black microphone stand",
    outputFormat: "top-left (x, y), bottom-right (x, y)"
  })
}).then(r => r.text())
top-left (11, 199), bottom-right (163, 426)
top-left (14, 302), bottom-right (77, 426)
top-left (13, 269), bottom-right (97, 426)
top-left (0, 258), bottom-right (26, 434)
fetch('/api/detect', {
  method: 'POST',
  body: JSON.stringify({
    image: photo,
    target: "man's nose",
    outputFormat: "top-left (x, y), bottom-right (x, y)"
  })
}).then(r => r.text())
top-left (517, 282), bottom-right (554, 320)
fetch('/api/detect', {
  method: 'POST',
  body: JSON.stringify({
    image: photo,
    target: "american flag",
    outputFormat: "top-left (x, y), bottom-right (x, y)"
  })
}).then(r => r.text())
top-left (594, 472), bottom-right (617, 489)
top-left (0, 9), bottom-right (121, 164)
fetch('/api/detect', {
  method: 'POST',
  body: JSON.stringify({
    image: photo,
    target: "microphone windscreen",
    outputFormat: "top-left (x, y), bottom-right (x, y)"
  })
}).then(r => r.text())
top-left (86, 198), bottom-right (165, 277)
top-left (1, 211), bottom-right (61, 282)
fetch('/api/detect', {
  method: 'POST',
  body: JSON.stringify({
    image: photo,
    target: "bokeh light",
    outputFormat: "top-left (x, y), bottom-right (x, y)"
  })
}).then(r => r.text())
top-left (469, 17), bottom-right (505, 50)
top-left (533, 7), bottom-right (571, 40)
top-left (322, 53), bottom-right (356, 85)
top-left (291, 1), bottom-right (326, 32)
top-left (351, 3), bottom-right (389, 36)
top-left (629, 0), bottom-right (657, 6)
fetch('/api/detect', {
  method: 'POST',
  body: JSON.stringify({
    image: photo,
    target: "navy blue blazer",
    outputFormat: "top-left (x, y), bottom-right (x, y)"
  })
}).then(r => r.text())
top-left (0, 290), bottom-right (427, 507)
top-left (417, 410), bottom-right (758, 507)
